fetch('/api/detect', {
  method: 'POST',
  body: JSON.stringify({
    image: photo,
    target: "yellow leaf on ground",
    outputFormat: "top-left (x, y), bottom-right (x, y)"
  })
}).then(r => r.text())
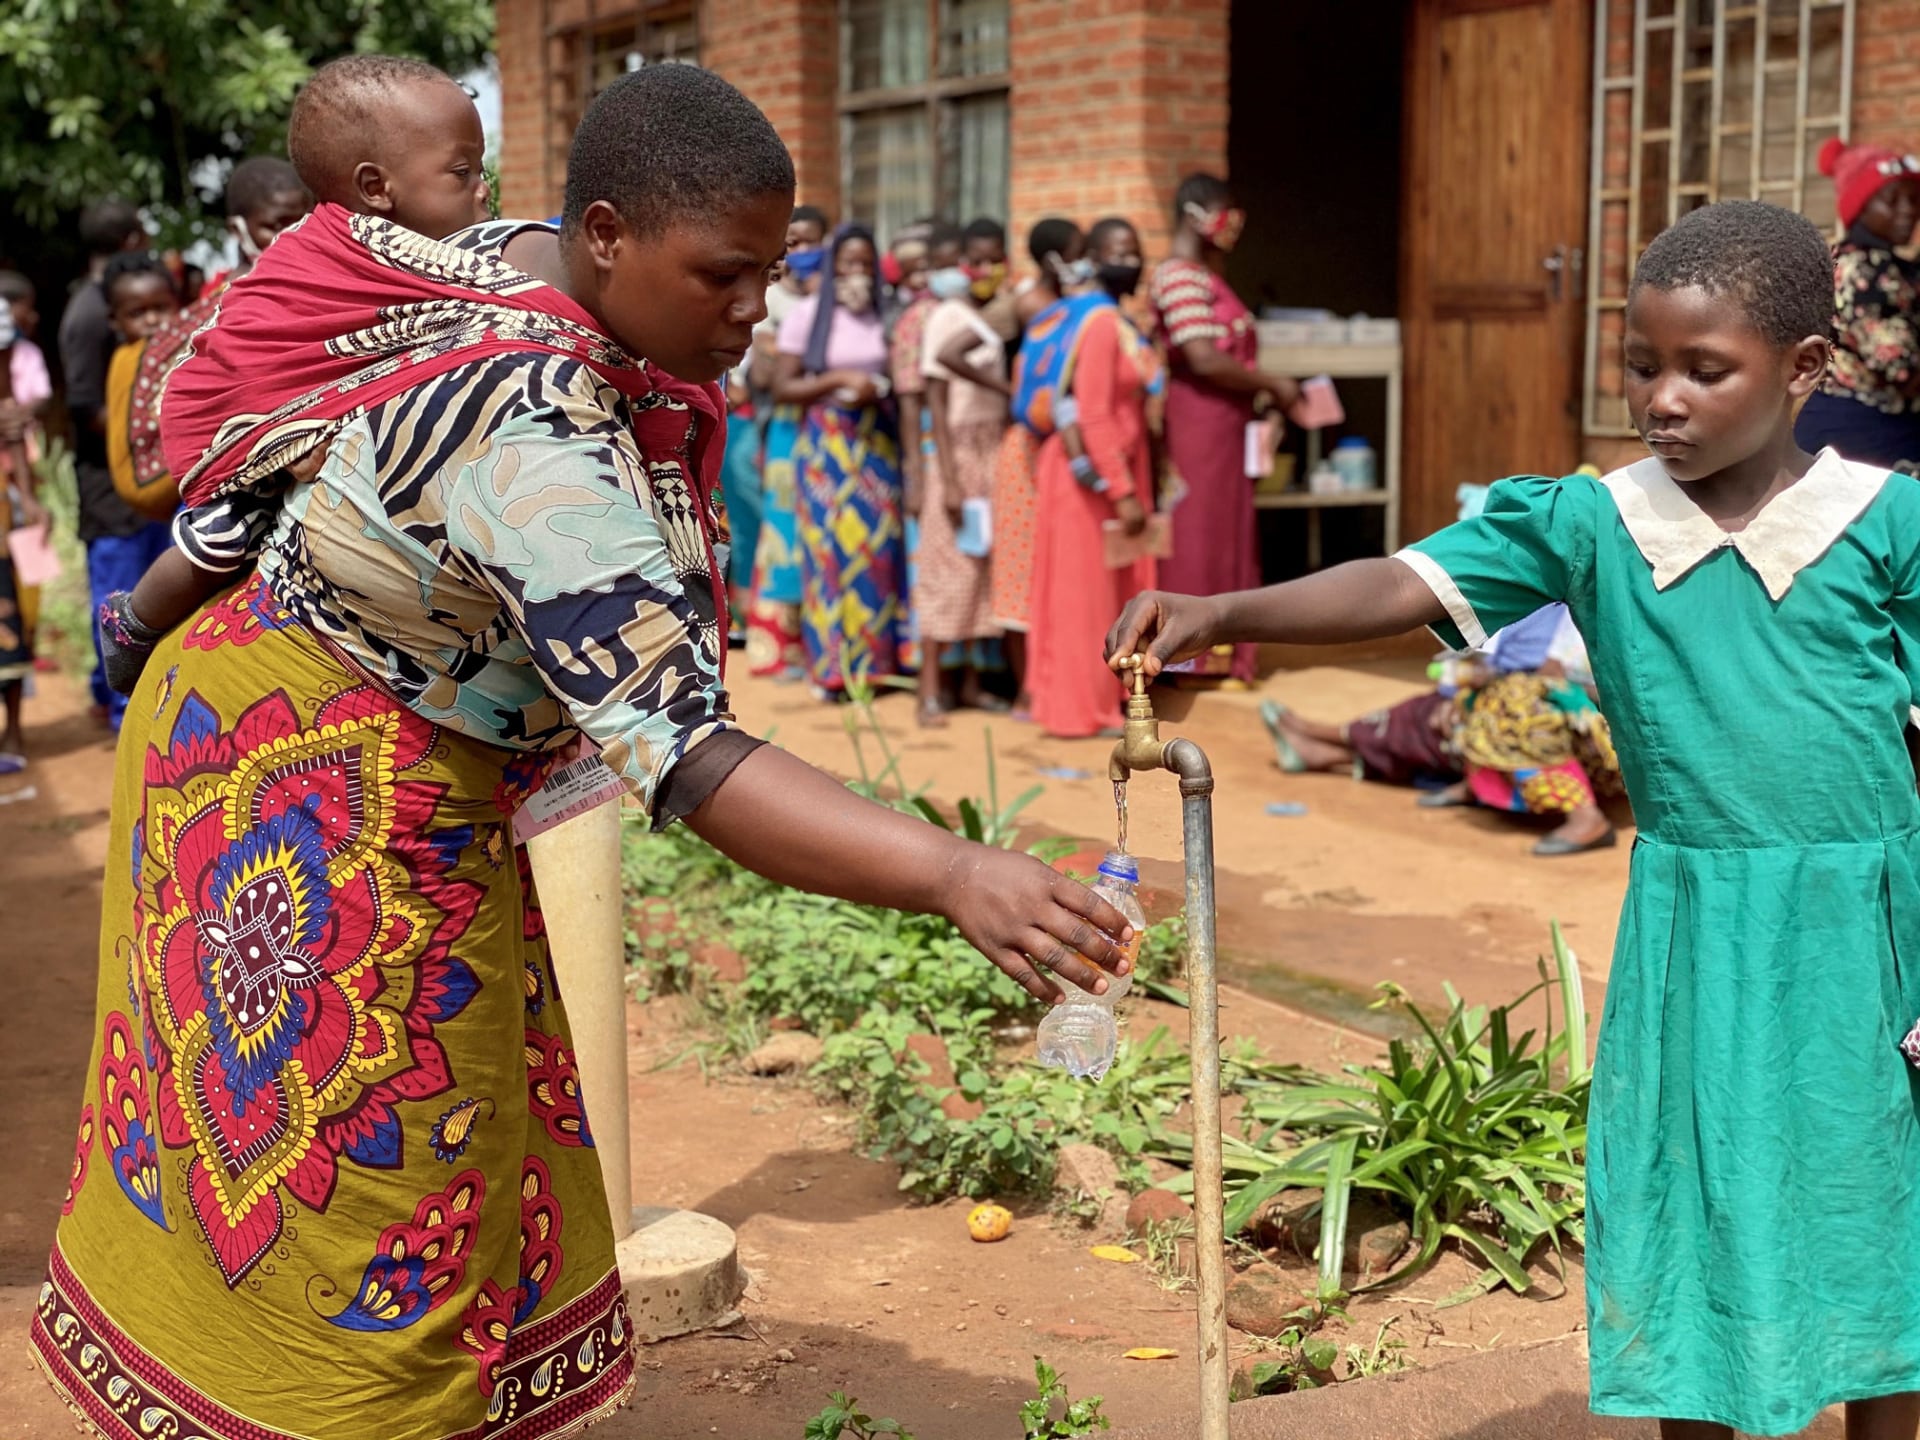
top-left (1123, 1348), bottom-right (1180, 1361)
top-left (1090, 1245), bottom-right (1140, 1264)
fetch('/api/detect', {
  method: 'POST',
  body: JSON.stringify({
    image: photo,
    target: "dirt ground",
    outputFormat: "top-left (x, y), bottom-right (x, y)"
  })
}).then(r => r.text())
top-left (0, 657), bottom-right (1623, 1438)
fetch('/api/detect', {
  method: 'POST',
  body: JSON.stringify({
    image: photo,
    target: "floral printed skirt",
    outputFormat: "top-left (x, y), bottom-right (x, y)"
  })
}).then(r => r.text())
top-left (31, 577), bottom-right (632, 1440)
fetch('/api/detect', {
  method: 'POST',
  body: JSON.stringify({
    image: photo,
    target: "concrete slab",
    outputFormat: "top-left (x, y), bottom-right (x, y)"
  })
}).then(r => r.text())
top-left (1103, 1339), bottom-right (1846, 1440)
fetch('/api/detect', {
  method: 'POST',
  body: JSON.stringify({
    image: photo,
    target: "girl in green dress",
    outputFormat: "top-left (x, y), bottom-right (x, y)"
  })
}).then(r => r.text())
top-left (1109, 199), bottom-right (1920, 1439)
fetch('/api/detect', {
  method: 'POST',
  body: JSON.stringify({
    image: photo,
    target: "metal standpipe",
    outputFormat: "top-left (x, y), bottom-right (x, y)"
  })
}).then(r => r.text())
top-left (1110, 656), bottom-right (1230, 1440)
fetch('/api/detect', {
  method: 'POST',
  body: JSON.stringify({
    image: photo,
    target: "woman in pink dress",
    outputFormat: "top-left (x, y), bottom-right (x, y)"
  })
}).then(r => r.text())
top-left (1029, 221), bottom-right (1162, 739)
top-left (1149, 174), bottom-right (1300, 684)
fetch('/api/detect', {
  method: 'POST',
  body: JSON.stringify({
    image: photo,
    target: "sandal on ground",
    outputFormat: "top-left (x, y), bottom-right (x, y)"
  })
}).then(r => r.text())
top-left (1532, 828), bottom-right (1618, 858)
top-left (968, 694), bottom-right (1013, 714)
top-left (1417, 785), bottom-right (1475, 810)
top-left (0, 753), bottom-right (24, 776)
top-left (917, 699), bottom-right (951, 729)
top-left (1259, 700), bottom-right (1308, 774)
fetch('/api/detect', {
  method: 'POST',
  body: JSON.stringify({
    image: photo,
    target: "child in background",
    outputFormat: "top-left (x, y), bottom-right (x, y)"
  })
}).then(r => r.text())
top-left (0, 271), bottom-right (52, 768)
top-left (97, 54), bottom-right (490, 694)
top-left (1109, 200), bottom-right (1920, 1438)
top-left (105, 157), bottom-right (313, 523)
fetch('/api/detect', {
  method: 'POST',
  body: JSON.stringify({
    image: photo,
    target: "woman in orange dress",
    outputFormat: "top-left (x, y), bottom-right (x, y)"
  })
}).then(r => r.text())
top-left (1028, 220), bottom-right (1160, 739)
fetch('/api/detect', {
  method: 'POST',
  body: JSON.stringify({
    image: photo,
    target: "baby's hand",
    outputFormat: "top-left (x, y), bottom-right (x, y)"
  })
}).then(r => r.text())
top-left (1105, 590), bottom-right (1222, 679)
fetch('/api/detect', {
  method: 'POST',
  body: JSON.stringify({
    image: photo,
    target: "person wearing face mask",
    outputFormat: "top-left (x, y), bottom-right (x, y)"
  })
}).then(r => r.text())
top-left (1795, 141), bottom-right (1920, 469)
top-left (891, 222), bottom-right (962, 524)
top-left (772, 224), bottom-right (907, 700)
top-left (964, 217), bottom-right (1018, 344)
top-left (994, 218), bottom-right (1090, 712)
top-left (745, 205), bottom-right (830, 681)
top-left (1028, 216), bottom-right (1166, 738)
top-left (1150, 173), bottom-right (1302, 687)
top-left (915, 235), bottom-right (1015, 726)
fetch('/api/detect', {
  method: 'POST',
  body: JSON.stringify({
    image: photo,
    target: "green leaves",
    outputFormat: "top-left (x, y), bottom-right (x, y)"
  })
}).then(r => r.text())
top-left (0, 0), bottom-right (492, 243)
top-left (803, 1393), bottom-right (915, 1440)
top-left (1225, 952), bottom-right (1590, 1300)
top-left (1021, 1356), bottom-right (1110, 1438)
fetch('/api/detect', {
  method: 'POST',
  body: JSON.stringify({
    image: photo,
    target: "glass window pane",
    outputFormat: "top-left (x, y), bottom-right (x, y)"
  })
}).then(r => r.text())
top-left (846, 0), bottom-right (930, 93)
top-left (940, 0), bottom-right (1009, 79)
top-left (849, 106), bottom-right (933, 239)
top-left (941, 91), bottom-right (1009, 224)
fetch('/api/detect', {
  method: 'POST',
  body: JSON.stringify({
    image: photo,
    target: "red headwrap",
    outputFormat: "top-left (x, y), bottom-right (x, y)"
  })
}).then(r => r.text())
top-left (1819, 137), bottom-right (1920, 228)
top-left (161, 204), bottom-right (729, 657)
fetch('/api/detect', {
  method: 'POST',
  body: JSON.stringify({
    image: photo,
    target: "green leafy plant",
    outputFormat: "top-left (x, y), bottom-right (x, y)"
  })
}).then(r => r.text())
top-left (803, 1393), bottom-right (914, 1440)
top-left (1139, 1215), bottom-right (1196, 1293)
top-left (1344, 1316), bottom-right (1410, 1379)
top-left (1020, 1358), bottom-right (1110, 1439)
top-left (1238, 1296), bottom-right (1344, 1397)
top-left (1221, 926), bottom-right (1590, 1302)
top-left (0, 1), bottom-right (491, 246)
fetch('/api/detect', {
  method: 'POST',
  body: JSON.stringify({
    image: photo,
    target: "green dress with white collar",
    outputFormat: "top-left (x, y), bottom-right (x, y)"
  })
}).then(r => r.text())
top-left (1402, 449), bottom-right (1920, 1434)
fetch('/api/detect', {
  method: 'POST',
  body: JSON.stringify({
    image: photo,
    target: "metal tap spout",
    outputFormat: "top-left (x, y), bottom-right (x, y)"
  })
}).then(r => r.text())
top-left (1108, 654), bottom-right (1168, 782)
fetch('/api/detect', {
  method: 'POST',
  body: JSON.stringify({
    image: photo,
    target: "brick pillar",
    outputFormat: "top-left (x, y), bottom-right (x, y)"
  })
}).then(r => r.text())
top-left (702, 0), bottom-right (842, 218)
top-left (1008, 0), bottom-right (1228, 267)
top-left (496, 0), bottom-right (553, 220)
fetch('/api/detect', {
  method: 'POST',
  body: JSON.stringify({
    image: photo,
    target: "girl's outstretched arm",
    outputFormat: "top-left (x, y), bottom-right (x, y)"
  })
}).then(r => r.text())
top-left (1106, 557), bottom-right (1447, 677)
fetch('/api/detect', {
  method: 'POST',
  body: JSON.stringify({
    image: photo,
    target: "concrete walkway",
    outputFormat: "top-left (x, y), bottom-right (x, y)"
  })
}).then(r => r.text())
top-left (1106, 1339), bottom-right (1845, 1440)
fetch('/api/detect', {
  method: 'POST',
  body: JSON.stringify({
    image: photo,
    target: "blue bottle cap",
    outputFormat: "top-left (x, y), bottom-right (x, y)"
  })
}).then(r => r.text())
top-left (1097, 850), bottom-right (1139, 884)
top-left (1334, 436), bottom-right (1371, 450)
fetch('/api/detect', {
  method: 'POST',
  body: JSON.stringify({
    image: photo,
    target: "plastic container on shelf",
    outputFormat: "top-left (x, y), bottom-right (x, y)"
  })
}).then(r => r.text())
top-left (1331, 436), bottom-right (1377, 491)
top-left (1348, 316), bottom-right (1401, 346)
top-left (1308, 460), bottom-right (1344, 495)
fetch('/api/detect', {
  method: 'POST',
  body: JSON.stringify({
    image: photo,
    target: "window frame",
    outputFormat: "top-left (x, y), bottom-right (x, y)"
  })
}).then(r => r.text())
top-left (1581, 0), bottom-right (1856, 436)
top-left (548, 0), bottom-right (703, 203)
top-left (838, 0), bottom-right (1010, 227)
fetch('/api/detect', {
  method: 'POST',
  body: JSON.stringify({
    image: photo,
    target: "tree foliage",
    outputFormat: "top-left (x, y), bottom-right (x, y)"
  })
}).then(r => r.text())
top-left (0, 0), bottom-right (493, 246)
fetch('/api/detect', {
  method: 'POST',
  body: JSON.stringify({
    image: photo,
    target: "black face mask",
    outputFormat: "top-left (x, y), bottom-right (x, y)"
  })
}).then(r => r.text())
top-left (1097, 261), bottom-right (1143, 298)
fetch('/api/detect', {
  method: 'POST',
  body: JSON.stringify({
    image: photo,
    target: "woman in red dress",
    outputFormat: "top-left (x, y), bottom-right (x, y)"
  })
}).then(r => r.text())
top-left (1149, 173), bottom-right (1300, 684)
top-left (1028, 221), bottom-right (1161, 738)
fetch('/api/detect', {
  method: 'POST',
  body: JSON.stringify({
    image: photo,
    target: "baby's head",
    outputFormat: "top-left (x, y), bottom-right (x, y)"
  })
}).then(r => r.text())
top-left (103, 253), bottom-right (181, 343)
top-left (287, 55), bottom-right (489, 241)
top-left (1624, 201), bottom-right (1834, 484)
top-left (225, 156), bottom-right (311, 265)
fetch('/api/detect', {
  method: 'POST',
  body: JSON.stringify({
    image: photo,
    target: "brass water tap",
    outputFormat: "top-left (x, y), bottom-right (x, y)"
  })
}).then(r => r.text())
top-left (1109, 654), bottom-right (1168, 780)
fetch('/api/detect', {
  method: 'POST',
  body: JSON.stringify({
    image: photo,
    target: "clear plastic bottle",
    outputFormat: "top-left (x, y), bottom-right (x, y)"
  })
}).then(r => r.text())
top-left (1036, 849), bottom-right (1144, 1081)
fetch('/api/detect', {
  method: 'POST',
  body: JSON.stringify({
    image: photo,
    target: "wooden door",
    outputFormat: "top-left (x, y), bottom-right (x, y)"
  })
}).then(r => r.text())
top-left (1401, 0), bottom-right (1592, 540)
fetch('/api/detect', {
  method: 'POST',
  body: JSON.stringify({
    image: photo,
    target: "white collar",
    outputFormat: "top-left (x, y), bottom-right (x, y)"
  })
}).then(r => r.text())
top-left (1600, 448), bottom-right (1890, 600)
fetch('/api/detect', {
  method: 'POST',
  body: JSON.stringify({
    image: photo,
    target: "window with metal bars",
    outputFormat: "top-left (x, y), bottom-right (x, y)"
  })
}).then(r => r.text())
top-left (841, 0), bottom-right (1010, 241)
top-left (1583, 0), bottom-right (1854, 435)
top-left (549, 2), bottom-right (702, 203)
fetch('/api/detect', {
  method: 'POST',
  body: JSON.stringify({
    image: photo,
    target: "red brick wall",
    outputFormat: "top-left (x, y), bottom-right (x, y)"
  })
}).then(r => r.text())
top-left (498, 0), bottom-right (1227, 246)
top-left (1851, 0), bottom-right (1920, 143)
top-left (496, 0), bottom-right (553, 220)
top-left (702, 0), bottom-right (841, 216)
top-left (1007, 0), bottom-right (1228, 268)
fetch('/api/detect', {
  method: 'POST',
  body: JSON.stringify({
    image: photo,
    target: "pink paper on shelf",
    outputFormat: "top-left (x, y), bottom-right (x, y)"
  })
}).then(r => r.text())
top-left (7, 525), bottom-right (61, 587)
top-left (1287, 375), bottom-right (1345, 430)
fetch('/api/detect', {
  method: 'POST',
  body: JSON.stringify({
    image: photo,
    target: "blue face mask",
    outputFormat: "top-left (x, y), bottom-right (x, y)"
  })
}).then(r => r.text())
top-left (785, 246), bottom-right (826, 282)
top-left (927, 266), bottom-right (971, 301)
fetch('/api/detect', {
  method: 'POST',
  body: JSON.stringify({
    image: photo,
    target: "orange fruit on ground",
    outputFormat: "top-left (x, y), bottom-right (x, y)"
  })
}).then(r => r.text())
top-left (966, 1203), bottom-right (1012, 1242)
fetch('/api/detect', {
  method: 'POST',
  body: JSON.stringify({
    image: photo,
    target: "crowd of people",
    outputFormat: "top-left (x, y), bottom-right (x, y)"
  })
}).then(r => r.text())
top-left (718, 176), bottom-right (1304, 739)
